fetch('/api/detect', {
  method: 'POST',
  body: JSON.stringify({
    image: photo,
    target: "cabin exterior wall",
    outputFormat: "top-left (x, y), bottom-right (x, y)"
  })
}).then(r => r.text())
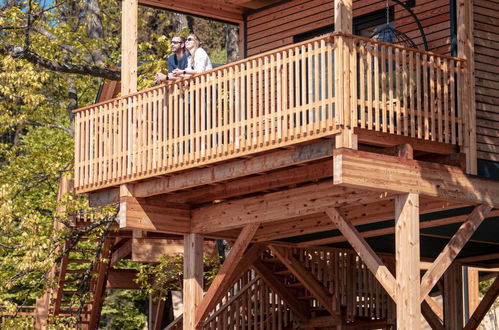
top-left (245, 0), bottom-right (451, 56)
top-left (473, 0), bottom-right (499, 164)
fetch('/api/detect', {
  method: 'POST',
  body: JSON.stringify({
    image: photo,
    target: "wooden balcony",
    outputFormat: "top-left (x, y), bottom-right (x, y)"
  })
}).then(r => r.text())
top-left (74, 33), bottom-right (467, 194)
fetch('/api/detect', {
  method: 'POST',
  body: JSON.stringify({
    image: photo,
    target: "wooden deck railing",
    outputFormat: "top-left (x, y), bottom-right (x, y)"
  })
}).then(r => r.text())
top-left (74, 33), bottom-right (466, 193)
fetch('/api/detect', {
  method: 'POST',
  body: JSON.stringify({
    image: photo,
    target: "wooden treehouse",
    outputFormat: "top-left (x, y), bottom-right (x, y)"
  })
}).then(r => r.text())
top-left (32, 0), bottom-right (499, 329)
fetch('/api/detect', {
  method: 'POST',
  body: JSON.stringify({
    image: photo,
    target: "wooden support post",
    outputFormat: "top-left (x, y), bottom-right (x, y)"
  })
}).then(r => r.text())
top-left (420, 205), bottom-right (492, 302)
top-left (183, 233), bottom-right (204, 330)
top-left (121, 0), bottom-right (138, 95)
top-left (194, 224), bottom-right (259, 328)
top-left (457, 0), bottom-right (476, 174)
top-left (466, 267), bottom-right (479, 318)
top-left (464, 275), bottom-right (499, 330)
top-left (443, 263), bottom-right (463, 330)
top-left (395, 193), bottom-right (421, 330)
top-left (334, 0), bottom-right (356, 150)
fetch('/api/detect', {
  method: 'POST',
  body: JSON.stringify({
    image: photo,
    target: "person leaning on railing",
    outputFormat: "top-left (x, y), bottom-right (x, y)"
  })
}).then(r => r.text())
top-left (173, 34), bottom-right (212, 77)
top-left (154, 35), bottom-right (189, 83)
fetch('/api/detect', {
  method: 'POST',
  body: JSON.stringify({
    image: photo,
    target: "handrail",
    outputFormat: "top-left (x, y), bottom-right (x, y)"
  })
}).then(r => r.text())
top-left (74, 33), bottom-right (467, 192)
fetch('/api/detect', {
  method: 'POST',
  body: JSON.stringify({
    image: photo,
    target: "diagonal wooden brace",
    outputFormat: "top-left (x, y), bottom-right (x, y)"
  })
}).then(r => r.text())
top-left (325, 207), bottom-right (397, 301)
top-left (420, 204), bottom-right (492, 302)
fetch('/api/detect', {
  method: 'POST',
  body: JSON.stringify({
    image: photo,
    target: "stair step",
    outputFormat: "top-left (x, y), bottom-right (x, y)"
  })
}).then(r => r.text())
top-left (62, 290), bottom-right (85, 295)
top-left (286, 282), bottom-right (304, 288)
top-left (68, 258), bottom-right (92, 263)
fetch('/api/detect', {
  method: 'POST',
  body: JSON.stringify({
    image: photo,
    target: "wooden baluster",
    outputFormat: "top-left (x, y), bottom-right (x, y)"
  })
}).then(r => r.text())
top-left (374, 46), bottom-right (380, 132)
top-left (242, 62), bottom-right (248, 151)
top-left (443, 58), bottom-right (449, 144)
top-left (450, 60), bottom-right (456, 145)
top-left (313, 41), bottom-right (320, 134)
top-left (277, 52), bottom-right (283, 141)
top-left (282, 50), bottom-right (288, 141)
top-left (251, 59), bottom-right (258, 148)
top-left (388, 46), bottom-right (394, 134)
top-left (457, 61), bottom-right (463, 146)
top-left (200, 75), bottom-right (206, 158)
top-left (430, 55), bottom-right (436, 141)
top-left (381, 45), bottom-right (387, 133)
top-left (417, 54), bottom-right (422, 139)
top-left (402, 49), bottom-right (408, 136)
top-left (409, 51), bottom-right (416, 138)
top-left (271, 53), bottom-right (276, 143)
top-left (358, 43), bottom-right (364, 129)
top-left (327, 40), bottom-right (334, 130)
top-left (437, 57), bottom-right (443, 142)
top-left (288, 48), bottom-right (295, 139)
top-left (301, 44), bottom-right (307, 137)
top-left (395, 48), bottom-right (402, 135)
top-left (423, 54), bottom-right (429, 140)
top-left (235, 65), bottom-right (240, 151)
top-left (320, 39), bottom-right (326, 132)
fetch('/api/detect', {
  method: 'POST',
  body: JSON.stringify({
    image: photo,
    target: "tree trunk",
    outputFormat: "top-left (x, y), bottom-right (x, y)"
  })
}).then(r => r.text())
top-left (226, 24), bottom-right (239, 63)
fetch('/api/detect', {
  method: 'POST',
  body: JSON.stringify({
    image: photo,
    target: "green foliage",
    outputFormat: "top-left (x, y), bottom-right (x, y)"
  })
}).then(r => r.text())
top-left (136, 254), bottom-right (221, 299)
top-left (99, 290), bottom-right (147, 330)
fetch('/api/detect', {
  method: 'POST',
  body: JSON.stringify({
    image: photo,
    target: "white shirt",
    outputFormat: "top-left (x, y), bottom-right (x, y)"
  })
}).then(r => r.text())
top-left (188, 48), bottom-right (213, 74)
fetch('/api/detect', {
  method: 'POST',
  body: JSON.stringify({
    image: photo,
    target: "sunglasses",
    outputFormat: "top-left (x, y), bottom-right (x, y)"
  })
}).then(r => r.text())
top-left (171, 40), bottom-right (182, 44)
top-left (186, 37), bottom-right (195, 41)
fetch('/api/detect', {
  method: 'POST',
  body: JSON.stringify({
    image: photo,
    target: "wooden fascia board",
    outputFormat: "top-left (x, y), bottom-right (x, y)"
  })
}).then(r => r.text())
top-left (194, 223), bottom-right (260, 328)
top-left (270, 245), bottom-right (337, 316)
top-left (119, 196), bottom-right (191, 234)
top-left (420, 205), bottom-right (492, 302)
top-left (167, 159), bottom-right (334, 204)
top-left (133, 140), bottom-right (335, 198)
top-left (324, 207), bottom-right (397, 302)
top-left (191, 182), bottom-right (388, 234)
top-left (333, 148), bottom-right (499, 206)
top-left (139, 0), bottom-right (244, 24)
top-left (106, 269), bottom-right (140, 289)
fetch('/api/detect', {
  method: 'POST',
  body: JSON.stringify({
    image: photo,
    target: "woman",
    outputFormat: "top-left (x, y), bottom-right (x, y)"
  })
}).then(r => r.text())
top-left (173, 34), bottom-right (212, 76)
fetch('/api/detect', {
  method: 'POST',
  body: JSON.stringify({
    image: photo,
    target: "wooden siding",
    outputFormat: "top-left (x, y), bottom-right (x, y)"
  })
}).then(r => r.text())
top-left (246, 0), bottom-right (451, 56)
top-left (474, 0), bottom-right (499, 162)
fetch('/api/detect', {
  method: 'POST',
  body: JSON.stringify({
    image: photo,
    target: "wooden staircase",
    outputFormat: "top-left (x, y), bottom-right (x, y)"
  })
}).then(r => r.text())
top-left (49, 230), bottom-right (113, 329)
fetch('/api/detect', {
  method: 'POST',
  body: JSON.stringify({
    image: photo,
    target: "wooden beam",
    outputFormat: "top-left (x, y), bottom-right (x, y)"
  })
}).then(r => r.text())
top-left (395, 193), bottom-right (421, 330)
top-left (422, 299), bottom-right (445, 330)
top-left (191, 182), bottom-right (388, 234)
top-left (139, 0), bottom-right (243, 24)
top-left (325, 207), bottom-right (397, 301)
top-left (458, 252), bottom-right (499, 264)
top-left (121, 0), bottom-right (137, 94)
top-left (106, 269), bottom-right (140, 289)
top-left (110, 239), bottom-right (132, 266)
top-left (466, 267), bottom-right (479, 318)
top-left (88, 187), bottom-right (120, 207)
top-left (183, 233), bottom-right (203, 330)
top-left (167, 159), bottom-right (334, 204)
top-left (443, 263), bottom-right (463, 330)
top-left (194, 223), bottom-right (259, 328)
top-left (297, 200), bottom-right (472, 246)
top-left (463, 275), bottom-right (499, 330)
top-left (333, 149), bottom-right (499, 206)
top-left (420, 205), bottom-right (492, 301)
top-left (119, 196), bottom-right (190, 234)
top-left (251, 260), bottom-right (309, 323)
top-left (134, 140), bottom-right (335, 198)
top-left (270, 245), bottom-right (338, 316)
top-left (132, 238), bottom-right (184, 262)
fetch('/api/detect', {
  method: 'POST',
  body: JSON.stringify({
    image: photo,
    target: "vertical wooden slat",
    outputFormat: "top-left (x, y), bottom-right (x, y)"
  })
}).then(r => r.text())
top-left (443, 59), bottom-right (449, 144)
top-left (374, 45), bottom-right (380, 132)
top-left (402, 49), bottom-right (408, 136)
top-left (264, 56), bottom-right (269, 144)
top-left (436, 57), bottom-right (443, 142)
top-left (235, 65), bottom-right (241, 151)
top-left (277, 52), bottom-right (283, 141)
top-left (423, 54), bottom-right (429, 140)
top-left (409, 51), bottom-right (415, 138)
top-left (395, 48), bottom-right (402, 135)
top-left (270, 54), bottom-right (276, 143)
top-left (430, 55), bottom-right (436, 141)
top-left (320, 39), bottom-right (326, 131)
top-left (388, 45), bottom-right (394, 134)
top-left (288, 48), bottom-right (295, 138)
top-left (301, 44), bottom-right (307, 136)
top-left (367, 42), bottom-right (373, 131)
top-left (381, 45), bottom-right (387, 133)
top-left (416, 54), bottom-right (422, 139)
top-left (450, 60), bottom-right (456, 145)
top-left (359, 43), bottom-right (365, 129)
top-left (313, 41), bottom-right (320, 133)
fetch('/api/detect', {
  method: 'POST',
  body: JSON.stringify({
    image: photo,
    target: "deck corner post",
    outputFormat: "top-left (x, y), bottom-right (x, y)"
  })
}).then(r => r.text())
top-left (121, 0), bottom-right (138, 95)
top-left (334, 0), bottom-right (357, 150)
top-left (456, 0), bottom-right (476, 175)
top-left (183, 233), bottom-right (204, 330)
top-left (443, 262), bottom-right (464, 330)
top-left (395, 193), bottom-right (421, 330)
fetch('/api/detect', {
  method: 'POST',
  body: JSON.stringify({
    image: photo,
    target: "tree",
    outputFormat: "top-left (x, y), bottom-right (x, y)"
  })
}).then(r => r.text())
top-left (0, 0), bottom-right (237, 326)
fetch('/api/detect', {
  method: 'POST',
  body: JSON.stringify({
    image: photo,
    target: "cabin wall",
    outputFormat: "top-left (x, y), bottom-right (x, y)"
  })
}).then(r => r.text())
top-left (245, 0), bottom-right (451, 56)
top-left (473, 0), bottom-right (499, 162)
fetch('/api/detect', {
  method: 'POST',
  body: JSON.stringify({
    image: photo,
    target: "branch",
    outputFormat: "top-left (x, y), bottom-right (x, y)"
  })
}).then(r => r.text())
top-left (23, 121), bottom-right (73, 135)
top-left (4, 44), bottom-right (120, 80)
top-left (0, 242), bottom-right (21, 249)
